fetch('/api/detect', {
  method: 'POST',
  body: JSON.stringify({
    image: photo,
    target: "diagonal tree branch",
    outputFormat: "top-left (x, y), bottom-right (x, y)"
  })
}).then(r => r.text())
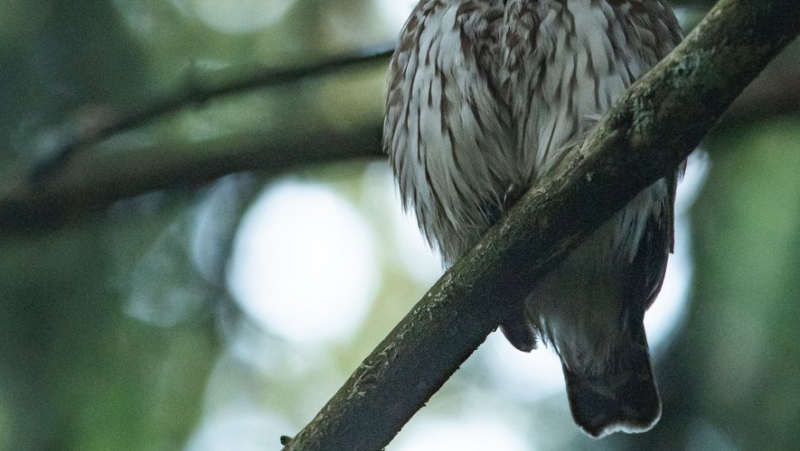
top-left (0, 47), bottom-right (392, 233)
top-left (33, 44), bottom-right (394, 176)
top-left (281, 1), bottom-right (800, 450)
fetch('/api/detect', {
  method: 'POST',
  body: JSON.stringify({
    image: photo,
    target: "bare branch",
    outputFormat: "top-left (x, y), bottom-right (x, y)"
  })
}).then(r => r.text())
top-left (725, 39), bottom-right (800, 124)
top-left (2, 10), bottom-right (798, 231)
top-left (281, 1), bottom-right (800, 450)
top-left (0, 121), bottom-right (384, 232)
top-left (0, 45), bottom-right (397, 232)
top-left (33, 44), bottom-right (394, 176)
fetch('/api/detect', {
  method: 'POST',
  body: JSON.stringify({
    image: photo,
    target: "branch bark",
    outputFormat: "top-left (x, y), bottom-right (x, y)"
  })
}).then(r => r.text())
top-left (281, 1), bottom-right (799, 450)
top-left (0, 123), bottom-right (383, 232)
top-left (0, 47), bottom-right (391, 233)
top-left (33, 45), bottom-right (394, 176)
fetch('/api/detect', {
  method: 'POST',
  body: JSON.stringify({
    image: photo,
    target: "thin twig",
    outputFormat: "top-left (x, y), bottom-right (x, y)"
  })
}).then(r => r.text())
top-left (33, 44), bottom-right (395, 177)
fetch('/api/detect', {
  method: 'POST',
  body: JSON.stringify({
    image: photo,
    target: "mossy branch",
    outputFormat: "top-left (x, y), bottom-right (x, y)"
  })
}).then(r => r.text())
top-left (281, 1), bottom-right (799, 450)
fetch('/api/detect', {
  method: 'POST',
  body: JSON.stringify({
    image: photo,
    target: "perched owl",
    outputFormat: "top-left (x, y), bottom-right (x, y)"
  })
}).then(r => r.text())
top-left (383, 0), bottom-right (683, 438)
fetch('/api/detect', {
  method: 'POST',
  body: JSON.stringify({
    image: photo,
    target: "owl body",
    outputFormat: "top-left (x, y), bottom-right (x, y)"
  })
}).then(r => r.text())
top-left (384, 0), bottom-right (682, 437)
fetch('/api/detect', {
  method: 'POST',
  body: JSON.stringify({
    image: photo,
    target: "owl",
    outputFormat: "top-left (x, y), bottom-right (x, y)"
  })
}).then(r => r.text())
top-left (383, 0), bottom-right (683, 437)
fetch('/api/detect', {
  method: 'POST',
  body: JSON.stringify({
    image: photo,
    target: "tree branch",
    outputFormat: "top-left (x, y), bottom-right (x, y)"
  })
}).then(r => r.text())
top-left (33, 44), bottom-right (394, 176)
top-left (0, 122), bottom-right (384, 232)
top-left (2, 10), bottom-right (798, 231)
top-left (281, 1), bottom-right (799, 450)
top-left (0, 46), bottom-right (393, 232)
top-left (724, 38), bottom-right (800, 124)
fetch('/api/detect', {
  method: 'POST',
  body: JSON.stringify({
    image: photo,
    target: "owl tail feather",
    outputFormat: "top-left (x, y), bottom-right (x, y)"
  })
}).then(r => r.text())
top-left (562, 333), bottom-right (661, 438)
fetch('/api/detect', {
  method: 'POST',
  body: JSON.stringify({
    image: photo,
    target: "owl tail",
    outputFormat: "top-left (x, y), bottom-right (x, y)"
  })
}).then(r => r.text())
top-left (562, 327), bottom-right (661, 438)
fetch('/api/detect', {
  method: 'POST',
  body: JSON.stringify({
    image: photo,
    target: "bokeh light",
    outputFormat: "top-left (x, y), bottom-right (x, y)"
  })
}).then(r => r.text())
top-left (374, 0), bottom-right (418, 30)
top-left (172, 0), bottom-right (297, 34)
top-left (393, 414), bottom-right (531, 451)
top-left (227, 179), bottom-right (379, 345)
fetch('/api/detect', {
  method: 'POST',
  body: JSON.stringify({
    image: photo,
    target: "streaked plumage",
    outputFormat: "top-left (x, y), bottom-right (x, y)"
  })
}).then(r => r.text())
top-left (384, 0), bottom-right (682, 438)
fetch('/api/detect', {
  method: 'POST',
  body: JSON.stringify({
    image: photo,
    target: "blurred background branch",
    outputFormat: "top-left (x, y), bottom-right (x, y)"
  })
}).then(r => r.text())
top-left (0, 45), bottom-right (392, 233)
top-left (31, 44), bottom-right (393, 175)
top-left (0, 121), bottom-right (383, 232)
top-left (1, 15), bottom-right (798, 233)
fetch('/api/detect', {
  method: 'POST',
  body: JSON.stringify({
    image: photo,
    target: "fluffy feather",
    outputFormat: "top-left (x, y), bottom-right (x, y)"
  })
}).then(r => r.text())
top-left (384, 0), bottom-right (683, 437)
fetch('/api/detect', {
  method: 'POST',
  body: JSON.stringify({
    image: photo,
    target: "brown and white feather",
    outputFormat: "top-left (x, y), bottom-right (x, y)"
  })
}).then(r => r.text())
top-left (384, 0), bottom-right (683, 438)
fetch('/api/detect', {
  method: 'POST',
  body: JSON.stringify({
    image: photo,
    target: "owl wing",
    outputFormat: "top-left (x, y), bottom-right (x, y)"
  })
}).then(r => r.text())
top-left (626, 1), bottom-right (685, 312)
top-left (383, 1), bottom-right (514, 263)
